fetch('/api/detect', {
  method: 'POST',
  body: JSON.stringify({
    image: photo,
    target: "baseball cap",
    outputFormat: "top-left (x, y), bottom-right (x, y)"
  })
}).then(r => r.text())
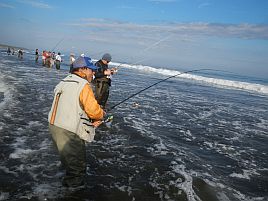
top-left (73, 56), bottom-right (98, 71)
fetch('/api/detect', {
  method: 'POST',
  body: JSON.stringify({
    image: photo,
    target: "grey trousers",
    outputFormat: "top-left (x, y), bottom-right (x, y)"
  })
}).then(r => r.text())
top-left (49, 124), bottom-right (86, 187)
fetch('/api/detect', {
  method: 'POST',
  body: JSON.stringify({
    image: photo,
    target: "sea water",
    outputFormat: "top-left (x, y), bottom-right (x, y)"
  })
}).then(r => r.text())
top-left (0, 50), bottom-right (267, 201)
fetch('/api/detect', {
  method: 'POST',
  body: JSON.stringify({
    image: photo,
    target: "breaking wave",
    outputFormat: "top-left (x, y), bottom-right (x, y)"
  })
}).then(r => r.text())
top-left (111, 62), bottom-right (268, 95)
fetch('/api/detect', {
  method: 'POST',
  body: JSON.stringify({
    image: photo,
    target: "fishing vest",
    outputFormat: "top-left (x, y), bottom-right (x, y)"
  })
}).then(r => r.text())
top-left (48, 74), bottom-right (96, 142)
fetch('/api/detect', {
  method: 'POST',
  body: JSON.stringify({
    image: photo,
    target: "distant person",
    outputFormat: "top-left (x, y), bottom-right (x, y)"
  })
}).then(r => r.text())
top-left (55, 52), bottom-right (62, 70)
top-left (12, 48), bottom-right (15, 55)
top-left (52, 52), bottom-right (56, 60)
top-left (48, 56), bottom-right (104, 188)
top-left (35, 49), bottom-right (39, 62)
top-left (7, 47), bottom-right (11, 55)
top-left (94, 53), bottom-right (116, 108)
top-left (18, 49), bottom-right (23, 59)
top-left (46, 51), bottom-right (54, 68)
top-left (69, 53), bottom-right (75, 72)
top-left (42, 50), bottom-right (47, 66)
top-left (50, 52), bottom-right (56, 68)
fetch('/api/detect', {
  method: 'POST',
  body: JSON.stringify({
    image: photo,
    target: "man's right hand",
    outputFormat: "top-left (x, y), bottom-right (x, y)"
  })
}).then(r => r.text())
top-left (92, 120), bottom-right (103, 128)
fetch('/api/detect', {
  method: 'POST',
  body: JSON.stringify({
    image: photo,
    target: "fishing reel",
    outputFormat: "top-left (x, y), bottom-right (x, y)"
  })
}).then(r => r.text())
top-left (103, 114), bottom-right (114, 128)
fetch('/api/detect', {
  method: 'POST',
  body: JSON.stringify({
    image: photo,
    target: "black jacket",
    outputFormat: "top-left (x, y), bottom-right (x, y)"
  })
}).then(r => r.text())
top-left (94, 60), bottom-right (111, 85)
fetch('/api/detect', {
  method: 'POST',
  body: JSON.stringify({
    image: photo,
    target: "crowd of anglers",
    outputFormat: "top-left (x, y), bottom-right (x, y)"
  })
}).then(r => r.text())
top-left (35, 49), bottom-right (62, 70)
top-left (6, 47), bottom-right (63, 69)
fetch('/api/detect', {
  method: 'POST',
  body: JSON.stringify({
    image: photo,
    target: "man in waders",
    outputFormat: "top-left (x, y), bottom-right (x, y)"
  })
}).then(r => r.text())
top-left (48, 56), bottom-right (104, 188)
top-left (69, 53), bottom-right (75, 73)
top-left (18, 49), bottom-right (23, 59)
top-left (55, 52), bottom-right (62, 70)
top-left (7, 47), bottom-right (11, 55)
top-left (35, 49), bottom-right (39, 62)
top-left (94, 53), bottom-right (115, 109)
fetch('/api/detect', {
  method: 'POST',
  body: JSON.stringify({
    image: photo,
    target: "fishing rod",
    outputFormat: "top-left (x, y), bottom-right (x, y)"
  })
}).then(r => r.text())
top-left (108, 68), bottom-right (230, 111)
top-left (51, 38), bottom-right (64, 52)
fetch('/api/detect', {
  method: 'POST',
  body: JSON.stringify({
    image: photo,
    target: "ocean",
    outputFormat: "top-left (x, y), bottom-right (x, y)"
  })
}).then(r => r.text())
top-left (0, 50), bottom-right (267, 201)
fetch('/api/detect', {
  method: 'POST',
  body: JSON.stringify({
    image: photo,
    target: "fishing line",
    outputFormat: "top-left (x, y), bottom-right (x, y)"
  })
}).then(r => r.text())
top-left (142, 34), bottom-right (172, 53)
top-left (108, 68), bottom-right (232, 111)
top-left (114, 33), bottom-right (173, 70)
top-left (51, 38), bottom-right (64, 52)
top-left (110, 34), bottom-right (172, 92)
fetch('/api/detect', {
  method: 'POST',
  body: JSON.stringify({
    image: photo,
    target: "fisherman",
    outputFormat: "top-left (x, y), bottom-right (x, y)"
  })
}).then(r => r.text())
top-left (50, 52), bottom-right (55, 68)
top-left (45, 51), bottom-right (52, 68)
top-left (42, 50), bottom-right (47, 66)
top-left (69, 53), bottom-right (75, 73)
top-left (52, 52), bottom-right (56, 60)
top-left (55, 52), bottom-right (62, 70)
top-left (48, 56), bottom-right (104, 188)
top-left (7, 47), bottom-right (11, 55)
top-left (94, 53), bottom-right (116, 108)
top-left (46, 51), bottom-right (55, 68)
top-left (35, 49), bottom-right (39, 62)
top-left (18, 49), bottom-right (23, 59)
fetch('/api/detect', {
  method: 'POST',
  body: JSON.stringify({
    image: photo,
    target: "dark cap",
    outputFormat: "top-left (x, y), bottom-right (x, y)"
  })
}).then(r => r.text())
top-left (102, 53), bottom-right (112, 62)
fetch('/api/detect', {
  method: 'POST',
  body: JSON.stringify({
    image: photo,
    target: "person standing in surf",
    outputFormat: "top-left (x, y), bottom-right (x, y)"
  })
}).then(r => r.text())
top-left (69, 53), bottom-right (75, 73)
top-left (35, 49), bottom-right (39, 62)
top-left (55, 52), bottom-right (62, 70)
top-left (7, 47), bottom-right (11, 55)
top-left (42, 50), bottom-right (47, 66)
top-left (18, 49), bottom-right (23, 59)
top-left (48, 56), bottom-right (104, 188)
top-left (94, 53), bottom-right (115, 109)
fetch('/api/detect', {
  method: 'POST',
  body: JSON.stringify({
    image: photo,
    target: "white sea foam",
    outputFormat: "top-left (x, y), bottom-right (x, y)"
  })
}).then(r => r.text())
top-left (230, 169), bottom-right (260, 180)
top-left (0, 192), bottom-right (9, 201)
top-left (9, 148), bottom-right (35, 159)
top-left (31, 183), bottom-right (63, 200)
top-left (170, 162), bottom-right (201, 201)
top-left (119, 63), bottom-right (268, 95)
top-left (0, 73), bottom-right (12, 110)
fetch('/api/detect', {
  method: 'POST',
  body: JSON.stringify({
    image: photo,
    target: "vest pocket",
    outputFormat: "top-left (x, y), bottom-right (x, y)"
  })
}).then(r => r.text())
top-left (76, 115), bottom-right (96, 142)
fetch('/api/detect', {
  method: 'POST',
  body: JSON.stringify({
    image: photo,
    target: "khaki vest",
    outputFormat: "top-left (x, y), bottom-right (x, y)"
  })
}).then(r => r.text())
top-left (48, 74), bottom-right (95, 142)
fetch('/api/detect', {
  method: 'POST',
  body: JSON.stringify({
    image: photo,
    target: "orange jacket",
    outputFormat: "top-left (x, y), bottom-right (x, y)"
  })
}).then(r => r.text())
top-left (75, 71), bottom-right (104, 121)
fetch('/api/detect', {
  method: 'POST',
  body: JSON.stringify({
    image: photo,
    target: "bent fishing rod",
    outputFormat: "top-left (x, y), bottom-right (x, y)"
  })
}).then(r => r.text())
top-left (108, 68), bottom-right (231, 111)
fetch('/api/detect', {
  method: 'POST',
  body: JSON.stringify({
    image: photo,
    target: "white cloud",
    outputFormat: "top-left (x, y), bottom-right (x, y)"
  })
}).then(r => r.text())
top-left (17, 0), bottom-right (52, 9)
top-left (66, 18), bottom-right (268, 40)
top-left (198, 2), bottom-right (211, 9)
top-left (0, 3), bottom-right (15, 9)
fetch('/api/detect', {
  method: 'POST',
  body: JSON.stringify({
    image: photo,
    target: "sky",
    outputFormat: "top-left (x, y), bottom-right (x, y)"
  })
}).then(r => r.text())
top-left (0, 0), bottom-right (268, 79)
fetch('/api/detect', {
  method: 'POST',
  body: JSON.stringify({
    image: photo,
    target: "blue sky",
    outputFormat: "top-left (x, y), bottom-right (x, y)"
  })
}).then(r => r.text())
top-left (0, 0), bottom-right (268, 78)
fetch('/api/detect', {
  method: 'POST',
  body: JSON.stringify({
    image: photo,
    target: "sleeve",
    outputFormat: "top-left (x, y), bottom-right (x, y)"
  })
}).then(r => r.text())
top-left (79, 83), bottom-right (104, 120)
